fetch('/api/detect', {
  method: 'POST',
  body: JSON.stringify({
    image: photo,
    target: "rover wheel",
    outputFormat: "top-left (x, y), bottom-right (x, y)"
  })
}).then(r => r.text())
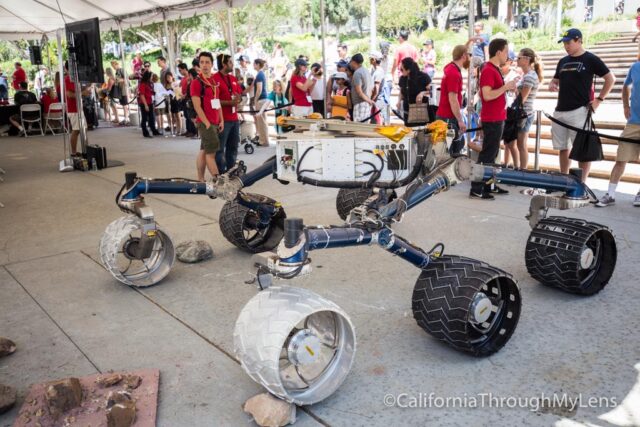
top-left (412, 255), bottom-right (521, 356)
top-left (525, 216), bottom-right (616, 295)
top-left (234, 286), bottom-right (356, 405)
top-left (100, 216), bottom-right (175, 287)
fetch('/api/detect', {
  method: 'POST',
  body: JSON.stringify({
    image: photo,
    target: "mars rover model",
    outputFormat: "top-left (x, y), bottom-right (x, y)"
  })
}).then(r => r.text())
top-left (100, 117), bottom-right (616, 404)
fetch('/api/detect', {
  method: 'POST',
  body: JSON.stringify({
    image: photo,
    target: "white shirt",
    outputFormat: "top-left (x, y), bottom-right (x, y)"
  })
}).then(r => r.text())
top-left (153, 82), bottom-right (172, 107)
top-left (310, 76), bottom-right (325, 101)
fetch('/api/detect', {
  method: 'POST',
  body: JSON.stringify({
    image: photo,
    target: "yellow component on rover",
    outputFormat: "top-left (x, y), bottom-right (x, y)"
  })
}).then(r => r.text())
top-left (426, 120), bottom-right (449, 143)
top-left (374, 125), bottom-right (412, 143)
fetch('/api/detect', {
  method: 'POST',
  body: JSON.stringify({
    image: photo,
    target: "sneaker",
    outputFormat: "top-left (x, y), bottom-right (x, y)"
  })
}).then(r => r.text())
top-left (469, 191), bottom-right (495, 200)
top-left (595, 193), bottom-right (615, 207)
top-left (490, 185), bottom-right (509, 195)
top-left (633, 193), bottom-right (640, 207)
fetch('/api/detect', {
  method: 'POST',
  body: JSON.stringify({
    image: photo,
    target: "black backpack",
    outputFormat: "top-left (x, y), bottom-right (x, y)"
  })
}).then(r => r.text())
top-left (184, 77), bottom-right (206, 119)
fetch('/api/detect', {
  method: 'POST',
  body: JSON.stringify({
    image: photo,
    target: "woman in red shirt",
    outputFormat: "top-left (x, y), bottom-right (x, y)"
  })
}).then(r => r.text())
top-left (289, 58), bottom-right (317, 117)
top-left (138, 71), bottom-right (160, 138)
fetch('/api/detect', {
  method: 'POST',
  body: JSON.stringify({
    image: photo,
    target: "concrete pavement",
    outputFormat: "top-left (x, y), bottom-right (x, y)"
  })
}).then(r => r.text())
top-left (0, 125), bottom-right (638, 426)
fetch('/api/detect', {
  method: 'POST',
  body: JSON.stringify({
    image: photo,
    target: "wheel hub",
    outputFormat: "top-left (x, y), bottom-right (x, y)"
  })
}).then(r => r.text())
top-left (287, 329), bottom-right (321, 366)
top-left (580, 247), bottom-right (595, 269)
top-left (123, 238), bottom-right (141, 260)
top-left (470, 293), bottom-right (493, 324)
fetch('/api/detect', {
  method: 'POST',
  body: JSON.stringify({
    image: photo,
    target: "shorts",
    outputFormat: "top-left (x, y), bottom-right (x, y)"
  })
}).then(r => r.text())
top-left (518, 113), bottom-right (534, 133)
top-left (352, 102), bottom-right (371, 123)
top-left (198, 122), bottom-right (220, 154)
top-left (291, 105), bottom-right (313, 117)
top-left (616, 124), bottom-right (640, 162)
top-left (67, 112), bottom-right (86, 131)
top-left (119, 96), bottom-right (129, 106)
top-left (551, 106), bottom-right (588, 150)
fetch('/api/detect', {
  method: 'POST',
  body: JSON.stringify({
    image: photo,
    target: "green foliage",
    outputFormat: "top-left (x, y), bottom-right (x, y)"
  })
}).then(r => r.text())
top-left (377, 0), bottom-right (427, 36)
top-left (485, 18), bottom-right (509, 36)
top-left (561, 15), bottom-right (574, 28)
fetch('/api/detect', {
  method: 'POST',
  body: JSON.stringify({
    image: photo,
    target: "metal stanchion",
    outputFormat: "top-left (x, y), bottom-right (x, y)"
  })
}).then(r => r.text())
top-left (164, 95), bottom-right (174, 137)
top-left (534, 110), bottom-right (542, 170)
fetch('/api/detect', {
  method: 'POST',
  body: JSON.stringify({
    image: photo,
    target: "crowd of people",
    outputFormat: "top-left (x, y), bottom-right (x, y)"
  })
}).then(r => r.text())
top-left (2, 20), bottom-right (639, 206)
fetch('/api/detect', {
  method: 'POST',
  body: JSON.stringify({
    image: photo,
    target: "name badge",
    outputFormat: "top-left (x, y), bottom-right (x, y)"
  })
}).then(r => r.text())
top-left (232, 107), bottom-right (236, 114)
top-left (211, 98), bottom-right (221, 109)
top-left (306, 95), bottom-right (312, 103)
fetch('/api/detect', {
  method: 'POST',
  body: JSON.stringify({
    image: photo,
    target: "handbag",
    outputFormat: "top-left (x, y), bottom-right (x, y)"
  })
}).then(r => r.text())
top-left (502, 95), bottom-right (524, 142)
top-left (569, 109), bottom-right (603, 162)
top-left (405, 79), bottom-right (431, 125)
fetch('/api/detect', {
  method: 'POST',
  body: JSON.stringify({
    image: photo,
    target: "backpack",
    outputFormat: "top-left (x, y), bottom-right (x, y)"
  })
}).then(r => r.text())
top-left (184, 77), bottom-right (206, 119)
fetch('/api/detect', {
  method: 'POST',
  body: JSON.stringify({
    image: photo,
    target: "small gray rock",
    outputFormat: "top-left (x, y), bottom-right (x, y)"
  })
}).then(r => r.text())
top-left (176, 240), bottom-right (214, 263)
top-left (0, 384), bottom-right (16, 415)
top-left (0, 337), bottom-right (16, 358)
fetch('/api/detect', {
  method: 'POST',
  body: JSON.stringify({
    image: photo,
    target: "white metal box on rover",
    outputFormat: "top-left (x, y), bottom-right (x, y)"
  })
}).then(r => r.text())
top-left (275, 135), bottom-right (416, 183)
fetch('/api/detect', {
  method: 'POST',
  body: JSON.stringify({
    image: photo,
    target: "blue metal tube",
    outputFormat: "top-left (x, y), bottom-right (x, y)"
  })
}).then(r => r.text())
top-left (122, 180), bottom-right (207, 200)
top-left (306, 227), bottom-right (374, 250)
top-left (240, 158), bottom-right (276, 187)
top-left (489, 168), bottom-right (587, 198)
top-left (378, 176), bottom-right (449, 218)
top-left (377, 229), bottom-right (431, 269)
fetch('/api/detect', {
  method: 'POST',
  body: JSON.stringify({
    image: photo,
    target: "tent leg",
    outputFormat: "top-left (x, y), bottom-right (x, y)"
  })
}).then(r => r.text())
top-left (320, 0), bottom-right (327, 116)
top-left (117, 20), bottom-right (132, 124)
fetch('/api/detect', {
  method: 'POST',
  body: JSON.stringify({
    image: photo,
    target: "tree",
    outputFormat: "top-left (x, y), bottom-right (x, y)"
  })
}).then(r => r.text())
top-left (378, 0), bottom-right (427, 35)
top-left (350, 0), bottom-right (369, 36)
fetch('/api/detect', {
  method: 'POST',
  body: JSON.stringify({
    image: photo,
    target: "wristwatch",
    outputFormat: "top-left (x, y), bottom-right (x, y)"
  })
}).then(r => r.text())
top-left (596, 96), bottom-right (604, 102)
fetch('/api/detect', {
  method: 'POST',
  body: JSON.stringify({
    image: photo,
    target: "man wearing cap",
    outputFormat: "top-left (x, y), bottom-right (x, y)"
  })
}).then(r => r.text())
top-left (436, 45), bottom-right (470, 152)
top-left (549, 28), bottom-right (615, 180)
top-left (349, 53), bottom-right (375, 123)
top-left (369, 52), bottom-right (385, 124)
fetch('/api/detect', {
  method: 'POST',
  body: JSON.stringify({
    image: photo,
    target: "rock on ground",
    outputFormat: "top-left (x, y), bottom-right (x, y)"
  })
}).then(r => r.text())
top-left (45, 378), bottom-right (82, 418)
top-left (176, 240), bottom-right (214, 263)
top-left (106, 390), bottom-right (136, 427)
top-left (0, 337), bottom-right (16, 358)
top-left (0, 384), bottom-right (17, 414)
top-left (243, 393), bottom-right (296, 427)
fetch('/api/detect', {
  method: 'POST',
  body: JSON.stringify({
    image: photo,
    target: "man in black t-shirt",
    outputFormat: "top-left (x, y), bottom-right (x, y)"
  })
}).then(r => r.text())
top-left (549, 28), bottom-right (615, 180)
top-left (9, 81), bottom-right (39, 135)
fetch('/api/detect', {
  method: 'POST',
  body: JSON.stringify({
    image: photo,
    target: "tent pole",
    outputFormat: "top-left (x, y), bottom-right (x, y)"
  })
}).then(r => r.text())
top-left (369, 0), bottom-right (377, 53)
top-left (320, 0), bottom-right (327, 116)
top-left (162, 10), bottom-right (174, 74)
top-left (56, 29), bottom-right (70, 165)
top-left (117, 20), bottom-right (132, 122)
top-left (467, 0), bottom-right (475, 137)
top-left (227, 6), bottom-right (237, 55)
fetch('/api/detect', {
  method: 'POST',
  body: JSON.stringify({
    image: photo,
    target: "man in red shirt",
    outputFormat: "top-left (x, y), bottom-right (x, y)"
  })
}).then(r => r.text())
top-left (191, 52), bottom-right (224, 181)
top-left (436, 44), bottom-right (470, 154)
top-left (12, 62), bottom-right (26, 91)
top-left (63, 61), bottom-right (87, 156)
top-left (213, 53), bottom-right (242, 173)
top-left (470, 38), bottom-right (518, 200)
top-left (391, 31), bottom-right (418, 83)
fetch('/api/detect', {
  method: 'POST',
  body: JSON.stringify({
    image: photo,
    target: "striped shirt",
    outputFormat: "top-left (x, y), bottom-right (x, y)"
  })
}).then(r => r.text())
top-left (518, 70), bottom-right (539, 115)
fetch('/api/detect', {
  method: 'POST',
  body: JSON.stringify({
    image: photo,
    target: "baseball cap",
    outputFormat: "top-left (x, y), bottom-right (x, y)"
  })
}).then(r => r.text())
top-left (294, 58), bottom-right (308, 67)
top-left (507, 50), bottom-right (516, 61)
top-left (350, 53), bottom-right (364, 64)
top-left (558, 28), bottom-right (582, 43)
top-left (335, 59), bottom-right (349, 68)
top-left (333, 71), bottom-right (348, 80)
top-left (423, 39), bottom-right (434, 46)
top-left (369, 51), bottom-right (383, 61)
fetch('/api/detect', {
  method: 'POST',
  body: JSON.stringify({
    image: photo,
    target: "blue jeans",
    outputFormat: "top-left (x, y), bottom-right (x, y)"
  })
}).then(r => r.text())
top-left (216, 120), bottom-right (240, 173)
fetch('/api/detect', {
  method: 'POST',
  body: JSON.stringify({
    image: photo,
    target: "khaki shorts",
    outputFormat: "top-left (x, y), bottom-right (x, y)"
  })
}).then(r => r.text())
top-left (616, 124), bottom-right (640, 162)
top-left (198, 122), bottom-right (220, 154)
top-left (67, 112), bottom-right (86, 131)
top-left (551, 106), bottom-right (589, 150)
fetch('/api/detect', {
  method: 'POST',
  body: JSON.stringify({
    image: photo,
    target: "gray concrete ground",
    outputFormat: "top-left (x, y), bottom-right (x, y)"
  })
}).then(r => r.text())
top-left (0, 126), bottom-right (638, 427)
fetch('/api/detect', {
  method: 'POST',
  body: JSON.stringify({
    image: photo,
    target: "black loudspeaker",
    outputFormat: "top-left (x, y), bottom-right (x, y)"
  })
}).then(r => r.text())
top-left (29, 46), bottom-right (42, 65)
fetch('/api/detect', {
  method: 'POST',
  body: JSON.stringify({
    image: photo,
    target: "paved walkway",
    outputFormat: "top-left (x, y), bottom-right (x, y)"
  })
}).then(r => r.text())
top-left (0, 126), bottom-right (638, 426)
